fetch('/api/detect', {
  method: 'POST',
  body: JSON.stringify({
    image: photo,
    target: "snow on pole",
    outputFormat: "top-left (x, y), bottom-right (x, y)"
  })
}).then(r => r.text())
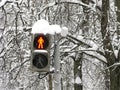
top-left (54, 35), bottom-right (61, 90)
top-left (61, 27), bottom-right (68, 37)
top-left (49, 24), bottom-right (62, 35)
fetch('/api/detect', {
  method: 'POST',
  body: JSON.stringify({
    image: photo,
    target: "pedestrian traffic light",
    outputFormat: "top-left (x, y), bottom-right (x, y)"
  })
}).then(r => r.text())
top-left (30, 33), bottom-right (51, 72)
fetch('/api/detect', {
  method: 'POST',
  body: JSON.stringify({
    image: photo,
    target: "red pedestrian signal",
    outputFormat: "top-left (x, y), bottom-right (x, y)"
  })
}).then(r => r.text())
top-left (31, 34), bottom-right (51, 72)
top-left (33, 34), bottom-right (49, 50)
top-left (38, 36), bottom-right (44, 49)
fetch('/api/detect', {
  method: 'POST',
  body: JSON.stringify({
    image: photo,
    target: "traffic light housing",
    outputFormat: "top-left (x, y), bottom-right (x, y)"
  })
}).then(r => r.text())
top-left (31, 33), bottom-right (51, 72)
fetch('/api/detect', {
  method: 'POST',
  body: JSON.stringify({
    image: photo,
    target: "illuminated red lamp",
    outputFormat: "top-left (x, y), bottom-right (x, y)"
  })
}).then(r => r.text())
top-left (33, 34), bottom-right (49, 49)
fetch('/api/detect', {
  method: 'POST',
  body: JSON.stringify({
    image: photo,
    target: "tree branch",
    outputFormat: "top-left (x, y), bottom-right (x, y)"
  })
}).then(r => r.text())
top-left (67, 34), bottom-right (91, 48)
top-left (38, 0), bottom-right (92, 18)
top-left (83, 51), bottom-right (107, 64)
top-left (0, 0), bottom-right (12, 8)
top-left (9, 59), bottom-right (29, 73)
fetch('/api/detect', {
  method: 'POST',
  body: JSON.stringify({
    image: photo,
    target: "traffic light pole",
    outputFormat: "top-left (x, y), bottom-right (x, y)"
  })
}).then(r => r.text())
top-left (54, 33), bottom-right (61, 90)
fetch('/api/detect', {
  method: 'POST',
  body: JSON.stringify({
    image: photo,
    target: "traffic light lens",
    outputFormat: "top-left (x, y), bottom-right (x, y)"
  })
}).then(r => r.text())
top-left (38, 36), bottom-right (44, 49)
top-left (34, 34), bottom-right (49, 49)
top-left (33, 54), bottom-right (48, 69)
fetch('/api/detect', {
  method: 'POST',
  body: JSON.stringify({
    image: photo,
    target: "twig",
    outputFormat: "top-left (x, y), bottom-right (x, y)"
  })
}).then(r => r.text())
top-left (38, 0), bottom-right (92, 18)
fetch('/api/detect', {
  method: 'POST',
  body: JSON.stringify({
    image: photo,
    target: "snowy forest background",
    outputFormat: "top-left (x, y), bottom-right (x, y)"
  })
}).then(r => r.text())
top-left (0, 0), bottom-right (120, 90)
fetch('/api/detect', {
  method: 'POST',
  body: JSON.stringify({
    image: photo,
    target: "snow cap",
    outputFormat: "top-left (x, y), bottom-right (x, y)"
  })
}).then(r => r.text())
top-left (31, 19), bottom-right (50, 34)
top-left (31, 19), bottom-right (62, 35)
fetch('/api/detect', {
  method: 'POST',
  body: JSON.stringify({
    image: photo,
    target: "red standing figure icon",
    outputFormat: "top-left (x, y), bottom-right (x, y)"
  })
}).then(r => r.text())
top-left (38, 36), bottom-right (44, 49)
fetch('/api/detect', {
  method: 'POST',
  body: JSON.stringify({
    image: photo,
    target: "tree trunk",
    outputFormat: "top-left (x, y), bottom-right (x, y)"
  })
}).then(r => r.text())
top-left (115, 0), bottom-right (120, 23)
top-left (109, 66), bottom-right (120, 90)
top-left (74, 53), bottom-right (83, 90)
top-left (82, 0), bottom-right (89, 36)
top-left (104, 69), bottom-right (110, 90)
top-left (101, 0), bottom-right (120, 90)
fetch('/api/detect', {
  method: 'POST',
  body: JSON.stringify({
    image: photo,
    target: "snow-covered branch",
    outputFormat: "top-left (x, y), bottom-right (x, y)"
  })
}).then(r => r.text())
top-left (0, 0), bottom-right (7, 7)
top-left (0, 0), bottom-right (12, 8)
top-left (38, 2), bottom-right (56, 17)
top-left (38, 0), bottom-right (93, 17)
top-left (83, 51), bottom-right (107, 64)
top-left (9, 59), bottom-right (29, 73)
top-left (58, 0), bottom-right (91, 7)
top-left (103, 63), bottom-right (120, 71)
top-left (67, 35), bottom-right (91, 48)
top-left (63, 34), bottom-right (107, 63)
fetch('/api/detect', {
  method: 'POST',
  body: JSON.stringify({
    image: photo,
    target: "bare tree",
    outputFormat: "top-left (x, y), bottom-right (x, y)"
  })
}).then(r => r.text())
top-left (101, 0), bottom-right (120, 90)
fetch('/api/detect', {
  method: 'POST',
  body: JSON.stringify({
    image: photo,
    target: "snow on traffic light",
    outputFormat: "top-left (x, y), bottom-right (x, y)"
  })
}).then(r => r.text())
top-left (30, 34), bottom-right (51, 72)
top-left (30, 19), bottom-right (63, 72)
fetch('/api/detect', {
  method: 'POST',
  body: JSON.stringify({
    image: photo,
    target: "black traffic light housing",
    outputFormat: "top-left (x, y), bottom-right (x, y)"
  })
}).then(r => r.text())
top-left (31, 33), bottom-right (51, 72)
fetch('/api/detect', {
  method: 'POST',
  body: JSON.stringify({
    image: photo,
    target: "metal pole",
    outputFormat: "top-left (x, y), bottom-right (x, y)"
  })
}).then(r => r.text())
top-left (54, 34), bottom-right (61, 90)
